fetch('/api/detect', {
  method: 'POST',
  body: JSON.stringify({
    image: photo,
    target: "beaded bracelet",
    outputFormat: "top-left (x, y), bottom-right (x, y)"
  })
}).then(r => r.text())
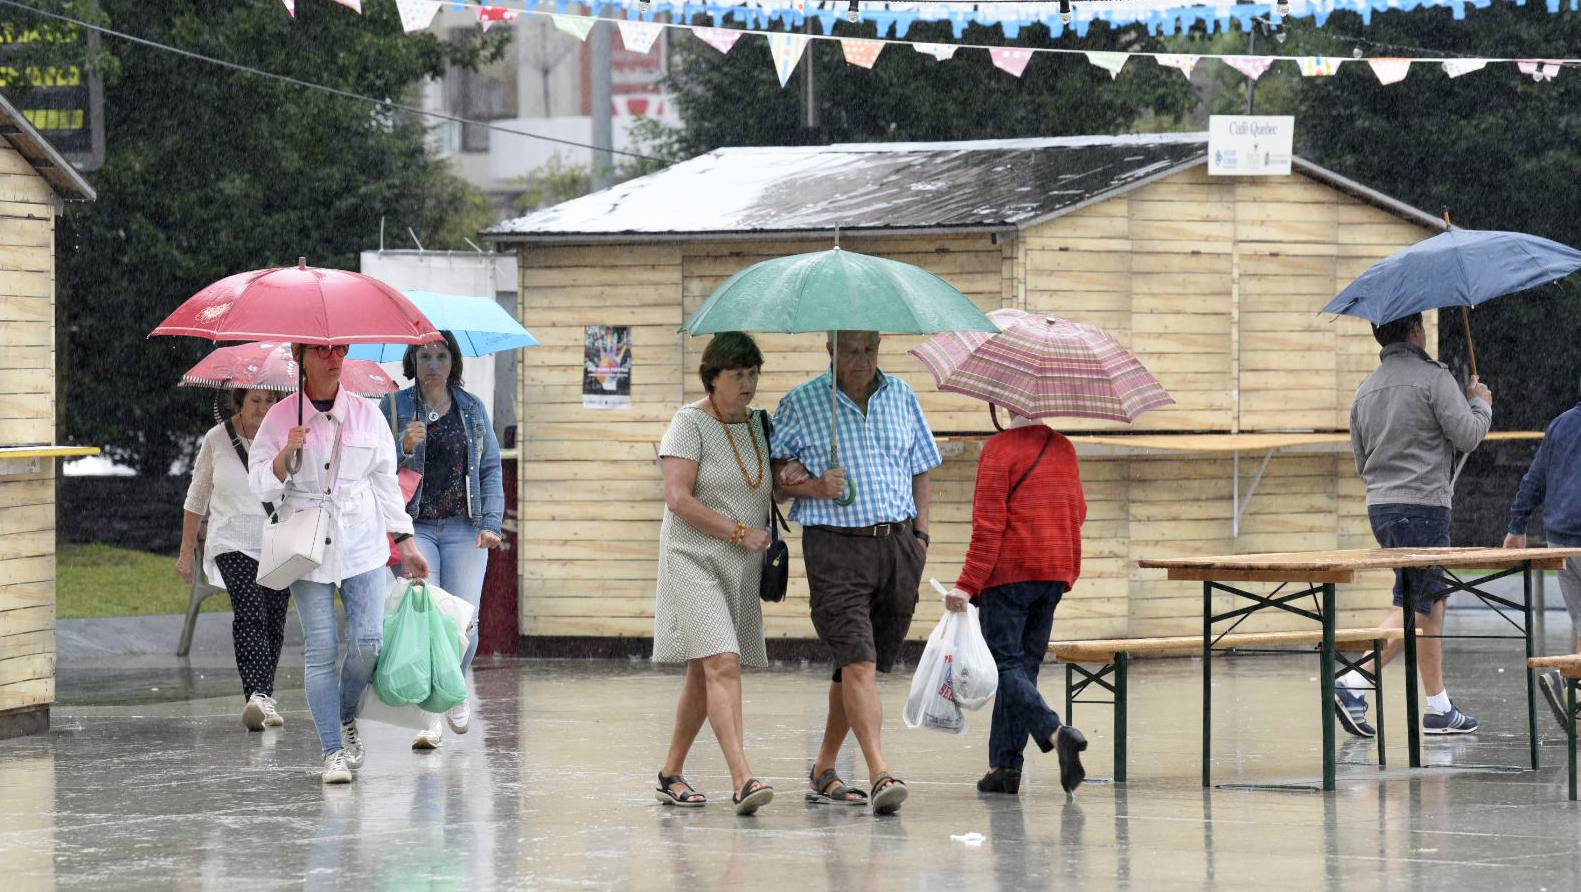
top-left (729, 522), bottom-right (746, 546)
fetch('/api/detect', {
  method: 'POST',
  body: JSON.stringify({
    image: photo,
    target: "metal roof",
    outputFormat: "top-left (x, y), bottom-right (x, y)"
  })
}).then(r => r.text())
top-left (0, 91), bottom-right (95, 202)
top-left (484, 133), bottom-right (1438, 244)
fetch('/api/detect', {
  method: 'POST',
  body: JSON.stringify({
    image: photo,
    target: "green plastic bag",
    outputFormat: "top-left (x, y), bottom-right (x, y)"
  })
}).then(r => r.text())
top-left (420, 598), bottom-right (468, 713)
top-left (374, 583), bottom-right (434, 707)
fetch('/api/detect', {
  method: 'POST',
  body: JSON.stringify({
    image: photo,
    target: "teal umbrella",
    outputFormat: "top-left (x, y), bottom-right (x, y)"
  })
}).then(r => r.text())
top-left (681, 247), bottom-right (997, 505)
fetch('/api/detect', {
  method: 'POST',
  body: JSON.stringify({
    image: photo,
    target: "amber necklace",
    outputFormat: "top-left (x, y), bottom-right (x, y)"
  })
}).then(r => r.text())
top-left (708, 394), bottom-right (764, 491)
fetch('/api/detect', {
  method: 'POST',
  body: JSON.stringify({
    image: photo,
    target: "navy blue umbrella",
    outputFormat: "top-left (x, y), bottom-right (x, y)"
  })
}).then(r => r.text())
top-left (1322, 228), bottom-right (1581, 375)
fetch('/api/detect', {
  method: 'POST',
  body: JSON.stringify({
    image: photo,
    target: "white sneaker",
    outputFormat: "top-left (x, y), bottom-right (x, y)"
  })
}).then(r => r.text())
top-left (413, 718), bottom-right (444, 750)
top-left (340, 721), bottom-right (366, 770)
top-left (260, 695), bottom-right (285, 728)
top-left (446, 700), bottom-right (471, 735)
top-left (242, 694), bottom-right (268, 732)
top-left (321, 750), bottom-right (353, 784)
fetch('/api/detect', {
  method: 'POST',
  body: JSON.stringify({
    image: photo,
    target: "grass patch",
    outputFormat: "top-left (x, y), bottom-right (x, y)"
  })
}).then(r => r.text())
top-left (57, 544), bottom-right (232, 619)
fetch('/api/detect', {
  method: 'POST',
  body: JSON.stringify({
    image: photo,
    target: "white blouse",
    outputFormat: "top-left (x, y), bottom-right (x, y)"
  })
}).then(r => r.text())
top-left (248, 388), bottom-right (414, 584)
top-left (183, 423), bottom-right (268, 588)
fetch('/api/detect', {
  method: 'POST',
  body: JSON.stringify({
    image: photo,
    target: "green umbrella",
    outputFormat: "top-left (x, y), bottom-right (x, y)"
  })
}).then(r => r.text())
top-left (681, 247), bottom-right (997, 505)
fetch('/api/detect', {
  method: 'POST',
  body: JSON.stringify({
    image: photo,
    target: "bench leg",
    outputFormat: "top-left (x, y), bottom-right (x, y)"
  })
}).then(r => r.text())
top-left (1373, 638), bottom-right (1386, 769)
top-left (1115, 651), bottom-right (1129, 784)
top-left (176, 577), bottom-right (212, 659)
top-left (1203, 581), bottom-right (1213, 788)
top-left (1066, 662), bottom-right (1074, 726)
top-left (1569, 678), bottom-right (1577, 802)
top-left (1525, 563), bottom-right (1540, 772)
top-left (1321, 582), bottom-right (1337, 792)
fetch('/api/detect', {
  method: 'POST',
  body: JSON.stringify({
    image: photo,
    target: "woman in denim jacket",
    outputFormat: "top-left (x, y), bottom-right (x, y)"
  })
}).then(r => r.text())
top-left (379, 330), bottom-right (505, 750)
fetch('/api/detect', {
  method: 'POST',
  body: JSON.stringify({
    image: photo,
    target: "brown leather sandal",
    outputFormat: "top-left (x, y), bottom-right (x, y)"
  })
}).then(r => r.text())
top-left (806, 767), bottom-right (868, 805)
top-left (870, 771), bottom-right (908, 815)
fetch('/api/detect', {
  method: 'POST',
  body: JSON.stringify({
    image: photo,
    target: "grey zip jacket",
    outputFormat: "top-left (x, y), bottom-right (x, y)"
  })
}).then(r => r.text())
top-left (1349, 343), bottom-right (1492, 508)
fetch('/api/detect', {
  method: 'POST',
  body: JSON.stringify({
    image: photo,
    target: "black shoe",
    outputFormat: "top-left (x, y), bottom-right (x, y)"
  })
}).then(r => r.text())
top-left (1539, 669), bottom-right (1570, 733)
top-left (977, 767), bottom-right (1021, 795)
top-left (1054, 725), bottom-right (1088, 797)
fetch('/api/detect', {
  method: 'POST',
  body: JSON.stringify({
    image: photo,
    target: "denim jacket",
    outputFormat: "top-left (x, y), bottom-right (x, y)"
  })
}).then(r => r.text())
top-left (378, 385), bottom-right (505, 535)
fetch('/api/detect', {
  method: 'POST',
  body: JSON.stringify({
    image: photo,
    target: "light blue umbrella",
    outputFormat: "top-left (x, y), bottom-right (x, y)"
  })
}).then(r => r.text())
top-left (346, 290), bottom-right (537, 361)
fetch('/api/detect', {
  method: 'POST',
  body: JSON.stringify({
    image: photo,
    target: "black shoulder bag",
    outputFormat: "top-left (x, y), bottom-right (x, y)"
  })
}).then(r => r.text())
top-left (757, 410), bottom-right (791, 603)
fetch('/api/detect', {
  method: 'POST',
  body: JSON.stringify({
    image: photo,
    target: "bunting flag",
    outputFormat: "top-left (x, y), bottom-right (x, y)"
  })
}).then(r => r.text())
top-left (840, 38), bottom-right (884, 69)
top-left (768, 33), bottom-right (809, 88)
top-left (280, 0), bottom-right (295, 15)
top-left (1223, 55), bottom-right (1275, 80)
top-left (694, 27), bottom-right (743, 55)
top-left (551, 14), bottom-right (595, 41)
top-left (1086, 51), bottom-right (1128, 79)
top-left (990, 47), bottom-right (1033, 78)
top-left (395, 0), bottom-right (442, 33)
top-left (617, 20), bottom-right (665, 55)
top-left (1517, 59), bottom-right (1562, 82)
top-left (1442, 59), bottom-right (1489, 78)
top-left (1156, 53), bottom-right (1201, 78)
top-left (332, 0), bottom-right (362, 11)
top-left (1367, 58), bottom-right (1412, 85)
top-left (913, 43), bottom-right (959, 62)
top-left (1297, 56), bottom-right (1343, 77)
top-left (478, 6), bottom-right (519, 31)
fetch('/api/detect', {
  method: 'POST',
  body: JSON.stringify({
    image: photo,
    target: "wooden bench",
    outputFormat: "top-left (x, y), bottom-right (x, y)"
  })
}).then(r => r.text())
top-left (1529, 655), bottom-right (1581, 800)
top-left (1049, 627), bottom-right (1405, 785)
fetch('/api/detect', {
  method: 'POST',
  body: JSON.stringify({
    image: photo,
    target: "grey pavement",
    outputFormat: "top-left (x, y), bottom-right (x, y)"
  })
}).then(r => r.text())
top-left (6, 608), bottom-right (1581, 890)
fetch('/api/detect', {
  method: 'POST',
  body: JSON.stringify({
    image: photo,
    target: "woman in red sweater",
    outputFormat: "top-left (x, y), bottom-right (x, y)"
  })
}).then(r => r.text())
top-left (946, 411), bottom-right (1088, 798)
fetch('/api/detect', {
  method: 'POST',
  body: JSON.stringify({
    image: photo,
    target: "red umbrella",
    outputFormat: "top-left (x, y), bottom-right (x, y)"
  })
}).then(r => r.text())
top-left (180, 342), bottom-right (398, 399)
top-left (149, 258), bottom-right (438, 346)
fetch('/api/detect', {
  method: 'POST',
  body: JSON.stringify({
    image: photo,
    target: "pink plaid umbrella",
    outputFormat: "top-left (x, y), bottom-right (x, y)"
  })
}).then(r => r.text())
top-left (908, 309), bottom-right (1174, 422)
top-left (180, 342), bottom-right (398, 399)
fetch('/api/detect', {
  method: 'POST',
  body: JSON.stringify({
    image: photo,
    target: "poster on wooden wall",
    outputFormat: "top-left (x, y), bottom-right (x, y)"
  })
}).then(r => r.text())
top-left (583, 325), bottom-right (632, 409)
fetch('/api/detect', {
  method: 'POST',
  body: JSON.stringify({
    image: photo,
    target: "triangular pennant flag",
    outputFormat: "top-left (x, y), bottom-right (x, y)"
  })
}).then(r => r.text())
top-left (1086, 51), bottom-right (1128, 79)
top-left (768, 33), bottom-right (809, 88)
top-left (395, 0), bottom-right (442, 33)
top-left (617, 20), bottom-right (664, 55)
top-left (840, 38), bottom-right (884, 70)
top-left (332, 0), bottom-right (362, 11)
top-left (552, 14), bottom-right (595, 41)
top-left (1297, 56), bottom-right (1343, 77)
top-left (693, 27), bottom-right (743, 55)
top-left (280, 0), bottom-right (295, 15)
top-left (913, 43), bottom-right (958, 62)
top-left (1517, 59), bottom-right (1562, 82)
top-left (1223, 55), bottom-right (1275, 81)
top-left (1367, 58), bottom-right (1412, 85)
top-left (1442, 59), bottom-right (1488, 79)
top-left (990, 47), bottom-right (1034, 78)
top-left (1156, 54), bottom-right (1200, 78)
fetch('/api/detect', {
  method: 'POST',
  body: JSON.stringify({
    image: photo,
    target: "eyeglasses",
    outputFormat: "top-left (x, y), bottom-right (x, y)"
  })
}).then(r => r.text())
top-left (308, 345), bottom-right (349, 359)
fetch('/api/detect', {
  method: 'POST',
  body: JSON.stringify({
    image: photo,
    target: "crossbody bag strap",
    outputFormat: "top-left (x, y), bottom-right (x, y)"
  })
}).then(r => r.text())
top-left (223, 418), bottom-right (275, 518)
top-left (1006, 429), bottom-right (1056, 501)
top-left (273, 415), bottom-right (347, 522)
top-left (757, 410), bottom-right (789, 533)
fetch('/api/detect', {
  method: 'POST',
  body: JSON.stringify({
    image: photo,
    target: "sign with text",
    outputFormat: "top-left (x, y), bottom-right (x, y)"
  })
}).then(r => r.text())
top-left (1208, 115), bottom-right (1293, 177)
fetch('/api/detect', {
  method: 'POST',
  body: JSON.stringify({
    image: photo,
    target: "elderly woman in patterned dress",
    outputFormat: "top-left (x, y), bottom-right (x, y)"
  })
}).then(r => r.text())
top-left (651, 331), bottom-right (776, 816)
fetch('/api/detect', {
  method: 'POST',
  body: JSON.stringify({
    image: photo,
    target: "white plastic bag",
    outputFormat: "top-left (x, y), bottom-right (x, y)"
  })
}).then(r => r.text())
top-left (357, 573), bottom-right (477, 730)
top-left (903, 611), bottom-right (969, 734)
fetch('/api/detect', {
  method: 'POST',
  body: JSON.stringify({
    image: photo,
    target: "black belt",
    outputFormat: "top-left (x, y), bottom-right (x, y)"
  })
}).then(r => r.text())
top-left (809, 520), bottom-right (909, 538)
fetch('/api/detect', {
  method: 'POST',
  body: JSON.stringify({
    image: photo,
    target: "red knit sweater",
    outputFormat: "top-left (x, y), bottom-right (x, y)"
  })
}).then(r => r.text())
top-left (956, 426), bottom-right (1087, 597)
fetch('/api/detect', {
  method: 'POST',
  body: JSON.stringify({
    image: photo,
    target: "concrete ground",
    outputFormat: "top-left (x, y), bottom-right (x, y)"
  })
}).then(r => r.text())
top-left (6, 609), bottom-right (1581, 891)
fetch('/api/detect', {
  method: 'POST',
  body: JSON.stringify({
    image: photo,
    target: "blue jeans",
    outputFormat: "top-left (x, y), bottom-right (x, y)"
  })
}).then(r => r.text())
top-left (978, 581), bottom-right (1067, 772)
top-left (1368, 503), bottom-right (1452, 615)
top-left (291, 566), bottom-right (386, 756)
top-left (414, 518), bottom-right (489, 674)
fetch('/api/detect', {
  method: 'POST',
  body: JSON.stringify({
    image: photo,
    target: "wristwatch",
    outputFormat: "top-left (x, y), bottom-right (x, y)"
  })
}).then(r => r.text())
top-left (912, 529), bottom-right (931, 546)
top-left (393, 533), bottom-right (413, 545)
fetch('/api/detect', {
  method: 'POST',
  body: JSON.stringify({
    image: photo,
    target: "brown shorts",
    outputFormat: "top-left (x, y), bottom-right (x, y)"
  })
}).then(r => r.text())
top-left (802, 521), bottom-right (926, 674)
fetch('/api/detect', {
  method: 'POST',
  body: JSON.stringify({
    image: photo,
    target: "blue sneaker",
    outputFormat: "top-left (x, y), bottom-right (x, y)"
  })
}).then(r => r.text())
top-left (1334, 687), bottom-right (1376, 738)
top-left (1423, 701), bottom-right (1479, 735)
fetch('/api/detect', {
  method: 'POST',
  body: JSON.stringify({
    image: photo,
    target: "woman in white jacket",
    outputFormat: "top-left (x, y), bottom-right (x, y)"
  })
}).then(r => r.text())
top-left (249, 343), bottom-right (429, 784)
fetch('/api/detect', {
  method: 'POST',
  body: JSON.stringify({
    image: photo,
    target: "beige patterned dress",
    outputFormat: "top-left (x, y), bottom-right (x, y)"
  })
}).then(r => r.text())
top-left (652, 405), bottom-right (770, 667)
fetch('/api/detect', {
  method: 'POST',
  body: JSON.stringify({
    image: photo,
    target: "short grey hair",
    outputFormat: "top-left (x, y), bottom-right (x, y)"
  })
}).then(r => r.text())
top-left (826, 330), bottom-right (881, 348)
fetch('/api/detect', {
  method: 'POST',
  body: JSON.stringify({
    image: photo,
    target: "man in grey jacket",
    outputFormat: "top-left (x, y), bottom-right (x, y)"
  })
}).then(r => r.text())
top-left (1335, 311), bottom-right (1493, 738)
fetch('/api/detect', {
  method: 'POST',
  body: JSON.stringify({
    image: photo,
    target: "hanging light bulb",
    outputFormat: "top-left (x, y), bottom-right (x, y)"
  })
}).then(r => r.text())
top-left (847, 0), bottom-right (860, 22)
top-left (638, 0), bottom-right (650, 12)
top-left (1275, 0), bottom-right (1290, 16)
top-left (1274, 25), bottom-right (1287, 44)
top-left (1059, 0), bottom-right (1073, 24)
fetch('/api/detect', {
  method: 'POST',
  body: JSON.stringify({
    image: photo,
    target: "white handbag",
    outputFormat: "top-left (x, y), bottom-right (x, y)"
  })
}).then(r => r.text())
top-left (256, 420), bottom-right (344, 590)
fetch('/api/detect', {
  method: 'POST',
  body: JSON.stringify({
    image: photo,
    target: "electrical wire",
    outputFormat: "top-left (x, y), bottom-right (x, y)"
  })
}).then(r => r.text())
top-left (0, 0), bottom-right (664, 162)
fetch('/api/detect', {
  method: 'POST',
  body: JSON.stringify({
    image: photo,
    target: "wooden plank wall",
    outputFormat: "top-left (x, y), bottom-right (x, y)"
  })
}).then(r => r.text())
top-left (514, 166), bottom-right (1435, 642)
top-left (0, 143), bottom-right (57, 713)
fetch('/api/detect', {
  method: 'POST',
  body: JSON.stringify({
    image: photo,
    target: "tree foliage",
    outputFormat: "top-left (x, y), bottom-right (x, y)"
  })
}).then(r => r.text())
top-left (0, 1), bottom-right (505, 474)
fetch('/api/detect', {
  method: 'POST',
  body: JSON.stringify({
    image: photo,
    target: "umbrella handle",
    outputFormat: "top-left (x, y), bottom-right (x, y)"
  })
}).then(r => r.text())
top-left (1460, 306), bottom-right (1479, 379)
top-left (835, 480), bottom-right (857, 507)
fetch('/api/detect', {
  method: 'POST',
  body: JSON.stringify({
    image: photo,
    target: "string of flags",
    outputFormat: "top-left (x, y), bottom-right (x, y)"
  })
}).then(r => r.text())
top-left (287, 0), bottom-right (1579, 88)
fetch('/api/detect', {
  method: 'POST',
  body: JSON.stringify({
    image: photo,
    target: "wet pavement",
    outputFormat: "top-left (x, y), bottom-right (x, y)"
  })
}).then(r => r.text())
top-left (8, 613), bottom-right (1581, 890)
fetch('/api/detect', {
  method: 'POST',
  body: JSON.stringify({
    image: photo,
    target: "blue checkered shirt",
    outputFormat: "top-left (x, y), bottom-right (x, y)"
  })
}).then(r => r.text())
top-left (771, 371), bottom-right (942, 528)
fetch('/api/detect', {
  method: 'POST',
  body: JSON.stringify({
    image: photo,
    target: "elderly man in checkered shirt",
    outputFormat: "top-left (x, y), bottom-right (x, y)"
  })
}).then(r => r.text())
top-left (772, 330), bottom-right (942, 815)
